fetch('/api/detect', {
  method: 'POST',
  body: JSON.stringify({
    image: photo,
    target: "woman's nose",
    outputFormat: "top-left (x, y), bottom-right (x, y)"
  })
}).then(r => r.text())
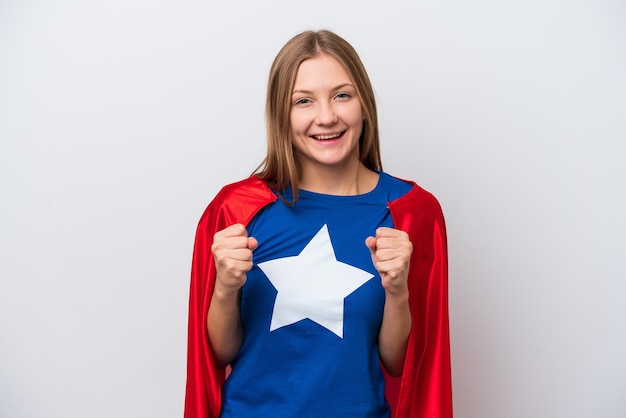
top-left (315, 103), bottom-right (338, 125)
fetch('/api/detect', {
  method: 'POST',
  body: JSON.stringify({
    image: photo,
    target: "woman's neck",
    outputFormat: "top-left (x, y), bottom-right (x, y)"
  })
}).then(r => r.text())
top-left (298, 161), bottom-right (379, 196)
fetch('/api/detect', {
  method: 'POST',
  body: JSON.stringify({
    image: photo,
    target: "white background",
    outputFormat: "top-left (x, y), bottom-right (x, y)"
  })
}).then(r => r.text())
top-left (1, 1), bottom-right (625, 417)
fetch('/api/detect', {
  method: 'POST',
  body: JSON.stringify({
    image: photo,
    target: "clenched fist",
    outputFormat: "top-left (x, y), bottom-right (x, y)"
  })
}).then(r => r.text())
top-left (212, 223), bottom-right (258, 292)
top-left (365, 227), bottom-right (412, 297)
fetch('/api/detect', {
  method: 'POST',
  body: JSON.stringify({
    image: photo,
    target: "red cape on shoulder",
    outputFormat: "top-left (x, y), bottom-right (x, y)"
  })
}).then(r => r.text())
top-left (184, 176), bottom-right (452, 417)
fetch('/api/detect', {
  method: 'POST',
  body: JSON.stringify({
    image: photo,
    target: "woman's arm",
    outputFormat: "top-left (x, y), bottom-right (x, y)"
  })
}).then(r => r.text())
top-left (366, 227), bottom-right (413, 376)
top-left (206, 223), bottom-right (258, 368)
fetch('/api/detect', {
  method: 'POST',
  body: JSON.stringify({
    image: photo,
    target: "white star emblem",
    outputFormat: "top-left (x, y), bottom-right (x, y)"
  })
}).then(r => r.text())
top-left (257, 224), bottom-right (374, 338)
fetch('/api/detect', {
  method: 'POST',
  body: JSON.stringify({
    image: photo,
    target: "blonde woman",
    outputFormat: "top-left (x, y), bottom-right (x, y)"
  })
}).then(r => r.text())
top-left (185, 30), bottom-right (452, 418)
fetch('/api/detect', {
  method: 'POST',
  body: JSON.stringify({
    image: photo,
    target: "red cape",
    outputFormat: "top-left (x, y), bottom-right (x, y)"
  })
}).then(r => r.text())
top-left (184, 176), bottom-right (452, 417)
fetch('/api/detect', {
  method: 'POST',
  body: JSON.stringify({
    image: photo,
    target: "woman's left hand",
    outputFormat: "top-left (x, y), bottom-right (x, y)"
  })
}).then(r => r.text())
top-left (365, 227), bottom-right (413, 297)
top-left (366, 227), bottom-right (413, 376)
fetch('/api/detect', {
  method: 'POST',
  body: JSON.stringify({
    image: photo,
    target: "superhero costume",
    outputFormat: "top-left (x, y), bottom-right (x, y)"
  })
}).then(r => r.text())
top-left (184, 175), bottom-right (452, 417)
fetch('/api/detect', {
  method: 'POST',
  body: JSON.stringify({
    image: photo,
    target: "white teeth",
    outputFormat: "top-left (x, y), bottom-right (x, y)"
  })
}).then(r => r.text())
top-left (314, 133), bottom-right (342, 140)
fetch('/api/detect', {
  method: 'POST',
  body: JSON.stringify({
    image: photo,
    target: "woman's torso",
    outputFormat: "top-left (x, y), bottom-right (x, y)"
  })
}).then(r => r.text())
top-left (220, 172), bottom-right (412, 418)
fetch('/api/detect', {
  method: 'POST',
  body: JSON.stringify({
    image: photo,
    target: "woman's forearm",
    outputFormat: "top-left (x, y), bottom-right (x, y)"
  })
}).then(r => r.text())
top-left (378, 292), bottom-right (411, 377)
top-left (207, 282), bottom-right (243, 368)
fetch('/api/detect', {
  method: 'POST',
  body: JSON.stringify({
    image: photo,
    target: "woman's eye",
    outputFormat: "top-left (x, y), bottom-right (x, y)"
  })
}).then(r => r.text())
top-left (294, 98), bottom-right (311, 105)
top-left (335, 92), bottom-right (352, 100)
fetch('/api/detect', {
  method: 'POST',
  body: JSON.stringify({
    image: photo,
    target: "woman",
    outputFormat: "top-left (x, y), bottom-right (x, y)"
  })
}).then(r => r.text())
top-left (184, 30), bottom-right (452, 418)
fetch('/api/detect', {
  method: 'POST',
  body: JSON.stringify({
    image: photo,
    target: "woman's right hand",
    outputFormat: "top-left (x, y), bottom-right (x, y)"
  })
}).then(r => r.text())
top-left (208, 223), bottom-right (257, 366)
top-left (211, 223), bottom-right (258, 293)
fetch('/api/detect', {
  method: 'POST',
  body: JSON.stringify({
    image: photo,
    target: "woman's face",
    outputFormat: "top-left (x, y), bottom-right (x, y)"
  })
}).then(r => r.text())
top-left (289, 53), bottom-right (363, 176)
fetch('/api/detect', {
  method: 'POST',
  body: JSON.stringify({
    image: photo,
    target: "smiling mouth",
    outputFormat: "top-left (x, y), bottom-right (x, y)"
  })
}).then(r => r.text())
top-left (311, 131), bottom-right (345, 141)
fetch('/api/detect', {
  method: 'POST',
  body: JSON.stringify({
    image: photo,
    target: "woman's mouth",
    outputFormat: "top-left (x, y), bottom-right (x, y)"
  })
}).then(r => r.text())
top-left (311, 131), bottom-right (345, 141)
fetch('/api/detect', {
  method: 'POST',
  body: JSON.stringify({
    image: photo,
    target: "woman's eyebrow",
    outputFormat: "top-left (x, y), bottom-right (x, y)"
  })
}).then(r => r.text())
top-left (292, 83), bottom-right (355, 95)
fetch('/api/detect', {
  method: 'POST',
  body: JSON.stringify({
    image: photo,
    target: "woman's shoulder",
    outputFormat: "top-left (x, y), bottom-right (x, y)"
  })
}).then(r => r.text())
top-left (384, 172), bottom-right (443, 214)
top-left (214, 176), bottom-right (276, 206)
top-left (216, 176), bottom-right (272, 198)
top-left (198, 176), bottom-right (277, 225)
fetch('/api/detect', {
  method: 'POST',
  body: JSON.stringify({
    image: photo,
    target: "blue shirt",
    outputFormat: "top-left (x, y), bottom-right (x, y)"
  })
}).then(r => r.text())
top-left (220, 172), bottom-right (412, 418)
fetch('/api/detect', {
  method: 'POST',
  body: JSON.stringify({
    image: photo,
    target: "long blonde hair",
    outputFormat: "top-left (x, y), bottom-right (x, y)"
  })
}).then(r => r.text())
top-left (255, 30), bottom-right (382, 203)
